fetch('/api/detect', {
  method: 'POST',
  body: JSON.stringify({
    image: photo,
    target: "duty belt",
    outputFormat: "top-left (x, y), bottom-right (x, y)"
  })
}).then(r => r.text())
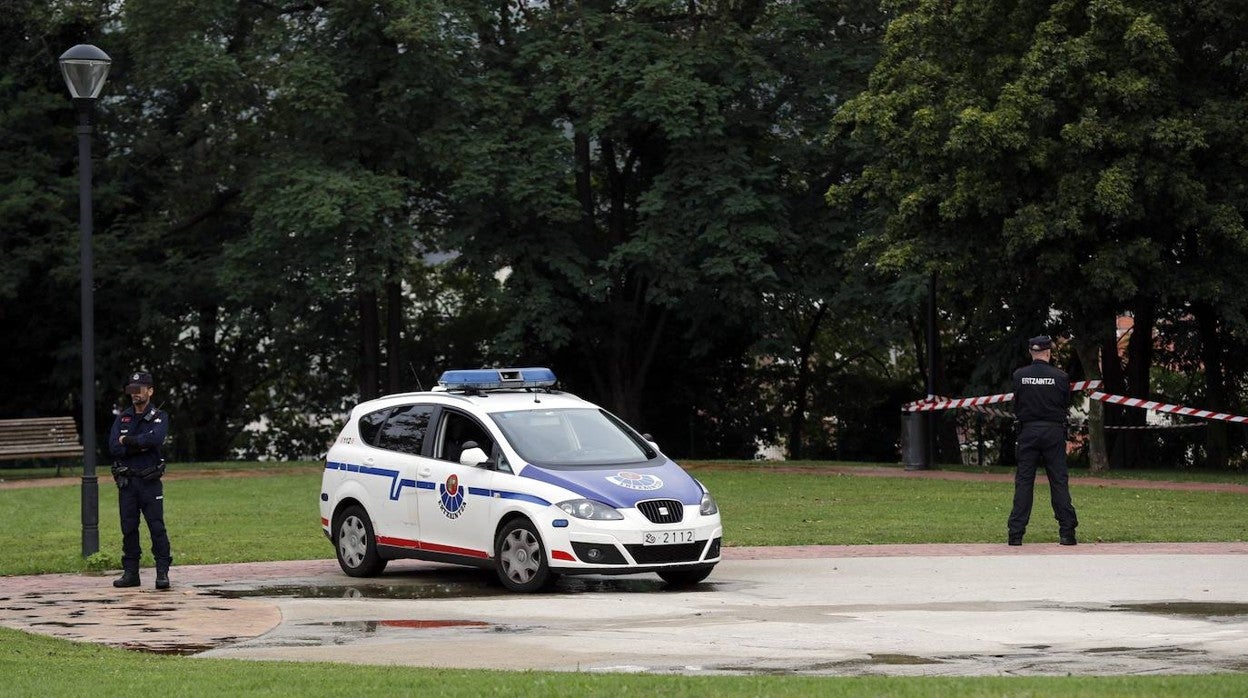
top-left (1022, 420), bottom-right (1065, 428)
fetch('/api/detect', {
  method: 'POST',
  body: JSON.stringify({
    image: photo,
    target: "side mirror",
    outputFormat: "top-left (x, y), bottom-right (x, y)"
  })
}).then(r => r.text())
top-left (642, 433), bottom-right (660, 450)
top-left (459, 447), bottom-right (488, 467)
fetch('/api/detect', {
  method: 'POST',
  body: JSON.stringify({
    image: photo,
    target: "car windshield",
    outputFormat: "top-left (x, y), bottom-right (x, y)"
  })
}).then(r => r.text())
top-left (490, 408), bottom-right (655, 467)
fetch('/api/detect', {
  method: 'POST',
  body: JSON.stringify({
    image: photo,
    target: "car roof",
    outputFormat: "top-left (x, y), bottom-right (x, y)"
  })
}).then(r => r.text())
top-left (353, 390), bottom-right (593, 416)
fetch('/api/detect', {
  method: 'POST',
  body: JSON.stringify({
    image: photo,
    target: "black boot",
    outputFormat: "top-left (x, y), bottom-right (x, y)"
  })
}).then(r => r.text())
top-left (1060, 534), bottom-right (1077, 546)
top-left (155, 570), bottom-right (170, 590)
top-left (112, 570), bottom-right (140, 588)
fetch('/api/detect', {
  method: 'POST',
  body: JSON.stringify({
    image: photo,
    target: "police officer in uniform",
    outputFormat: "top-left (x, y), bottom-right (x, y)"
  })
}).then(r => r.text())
top-left (1008, 336), bottom-right (1078, 546)
top-left (108, 371), bottom-right (173, 589)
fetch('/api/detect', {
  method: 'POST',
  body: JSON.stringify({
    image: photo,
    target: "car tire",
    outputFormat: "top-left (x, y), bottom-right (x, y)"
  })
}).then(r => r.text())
top-left (658, 565), bottom-right (714, 587)
top-left (494, 518), bottom-right (554, 592)
top-left (334, 505), bottom-right (387, 577)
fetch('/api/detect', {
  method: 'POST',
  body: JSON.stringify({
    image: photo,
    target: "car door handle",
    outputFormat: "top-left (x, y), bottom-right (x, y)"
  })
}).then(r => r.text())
top-left (418, 468), bottom-right (431, 477)
top-left (365, 457), bottom-right (375, 465)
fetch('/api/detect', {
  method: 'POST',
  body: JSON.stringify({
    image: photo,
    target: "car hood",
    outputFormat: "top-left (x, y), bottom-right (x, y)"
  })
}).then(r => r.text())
top-left (518, 459), bottom-right (704, 508)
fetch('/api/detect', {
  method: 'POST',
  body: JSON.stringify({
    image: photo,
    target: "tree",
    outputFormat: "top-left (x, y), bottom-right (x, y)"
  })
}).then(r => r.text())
top-left (832, 0), bottom-right (1248, 469)
top-left (441, 1), bottom-right (891, 450)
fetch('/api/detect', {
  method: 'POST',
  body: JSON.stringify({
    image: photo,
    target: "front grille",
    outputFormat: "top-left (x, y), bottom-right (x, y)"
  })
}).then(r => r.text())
top-left (636, 499), bottom-right (684, 524)
top-left (625, 541), bottom-right (704, 564)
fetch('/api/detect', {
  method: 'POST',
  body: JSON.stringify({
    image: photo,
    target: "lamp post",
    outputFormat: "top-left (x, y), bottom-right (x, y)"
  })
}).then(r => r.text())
top-left (59, 44), bottom-right (111, 557)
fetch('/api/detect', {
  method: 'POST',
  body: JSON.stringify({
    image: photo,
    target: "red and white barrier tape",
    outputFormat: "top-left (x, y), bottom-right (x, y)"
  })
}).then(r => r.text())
top-left (1088, 391), bottom-right (1248, 425)
top-left (965, 404), bottom-right (1016, 420)
top-left (903, 380), bottom-right (1102, 412)
top-left (1101, 422), bottom-right (1205, 431)
top-left (960, 404), bottom-right (1204, 429)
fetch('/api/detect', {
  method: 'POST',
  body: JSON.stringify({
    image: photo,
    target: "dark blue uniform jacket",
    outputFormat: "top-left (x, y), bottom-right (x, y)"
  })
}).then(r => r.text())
top-left (1012, 360), bottom-right (1070, 424)
top-left (108, 405), bottom-right (169, 474)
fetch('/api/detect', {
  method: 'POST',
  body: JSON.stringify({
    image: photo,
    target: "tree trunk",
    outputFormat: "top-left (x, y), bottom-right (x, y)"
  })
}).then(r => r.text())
top-left (1195, 303), bottom-right (1228, 469)
top-left (787, 302), bottom-right (828, 460)
top-left (358, 288), bottom-right (380, 402)
top-left (1115, 302), bottom-right (1154, 468)
top-left (385, 277), bottom-right (402, 394)
top-left (189, 304), bottom-right (229, 461)
top-left (1102, 329), bottom-right (1126, 469)
top-left (1073, 337), bottom-right (1109, 473)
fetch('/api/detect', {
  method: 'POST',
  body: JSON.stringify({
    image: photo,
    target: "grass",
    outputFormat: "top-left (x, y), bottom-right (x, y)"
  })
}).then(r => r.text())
top-left (686, 459), bottom-right (1248, 484)
top-left (2, 462), bottom-right (1247, 695)
top-left (1, 627), bottom-right (1246, 697)
top-left (701, 469), bottom-right (1248, 546)
top-left (1, 462), bottom-right (1245, 576)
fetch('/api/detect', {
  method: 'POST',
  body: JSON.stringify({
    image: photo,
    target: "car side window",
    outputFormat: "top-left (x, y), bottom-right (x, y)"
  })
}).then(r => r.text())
top-left (357, 407), bottom-right (393, 447)
top-left (376, 404), bottom-right (434, 455)
top-left (436, 410), bottom-right (495, 465)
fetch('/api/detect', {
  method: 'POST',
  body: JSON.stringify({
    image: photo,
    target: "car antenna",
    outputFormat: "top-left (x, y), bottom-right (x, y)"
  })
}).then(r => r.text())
top-left (408, 363), bottom-right (424, 391)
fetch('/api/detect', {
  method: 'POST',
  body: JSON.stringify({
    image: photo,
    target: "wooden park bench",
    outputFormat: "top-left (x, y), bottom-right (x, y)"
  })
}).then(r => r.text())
top-left (0, 416), bottom-right (84, 475)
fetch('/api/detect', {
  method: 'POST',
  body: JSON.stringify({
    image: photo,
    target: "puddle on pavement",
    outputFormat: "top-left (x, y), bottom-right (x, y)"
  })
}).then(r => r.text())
top-left (1083, 645), bottom-right (1200, 656)
top-left (120, 641), bottom-right (220, 655)
top-left (717, 653), bottom-right (945, 675)
top-left (321, 619), bottom-right (492, 631)
top-left (1110, 602), bottom-right (1248, 619)
top-left (204, 573), bottom-right (722, 600)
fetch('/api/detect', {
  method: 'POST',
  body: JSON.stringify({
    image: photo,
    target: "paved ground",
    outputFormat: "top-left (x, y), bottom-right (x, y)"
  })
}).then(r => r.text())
top-left (3, 543), bottom-right (1247, 676)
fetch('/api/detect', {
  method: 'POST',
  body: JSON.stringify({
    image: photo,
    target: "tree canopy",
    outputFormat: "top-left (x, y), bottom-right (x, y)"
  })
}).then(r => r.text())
top-left (2, 0), bottom-right (1245, 469)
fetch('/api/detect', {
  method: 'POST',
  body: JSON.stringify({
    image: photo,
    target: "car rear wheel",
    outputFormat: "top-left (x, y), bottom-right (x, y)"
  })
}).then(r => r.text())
top-left (495, 519), bottom-right (554, 592)
top-left (335, 505), bottom-right (387, 577)
top-left (658, 565), bottom-right (714, 587)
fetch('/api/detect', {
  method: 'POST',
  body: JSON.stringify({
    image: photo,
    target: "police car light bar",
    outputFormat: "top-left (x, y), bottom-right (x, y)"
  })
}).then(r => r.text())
top-left (438, 367), bottom-right (557, 390)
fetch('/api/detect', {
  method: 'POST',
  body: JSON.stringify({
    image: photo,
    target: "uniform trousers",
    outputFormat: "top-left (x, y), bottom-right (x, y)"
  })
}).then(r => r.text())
top-left (118, 477), bottom-right (172, 573)
top-left (1008, 423), bottom-right (1078, 537)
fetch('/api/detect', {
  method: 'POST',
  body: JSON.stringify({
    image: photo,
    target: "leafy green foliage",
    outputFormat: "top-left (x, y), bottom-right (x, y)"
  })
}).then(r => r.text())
top-left (832, 0), bottom-right (1248, 466)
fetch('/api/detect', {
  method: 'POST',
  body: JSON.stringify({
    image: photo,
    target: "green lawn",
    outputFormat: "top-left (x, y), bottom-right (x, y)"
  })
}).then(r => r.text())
top-left (1, 627), bottom-right (1244, 697)
top-left (1, 463), bottom-right (1244, 576)
top-left (2, 462), bottom-right (1246, 695)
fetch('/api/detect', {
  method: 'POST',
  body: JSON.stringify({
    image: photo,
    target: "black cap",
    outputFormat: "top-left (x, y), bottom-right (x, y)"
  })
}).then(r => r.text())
top-left (125, 371), bottom-right (154, 391)
top-left (1028, 335), bottom-right (1053, 352)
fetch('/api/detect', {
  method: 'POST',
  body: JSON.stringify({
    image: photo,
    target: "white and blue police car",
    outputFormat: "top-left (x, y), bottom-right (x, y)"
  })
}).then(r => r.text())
top-left (319, 368), bottom-right (722, 592)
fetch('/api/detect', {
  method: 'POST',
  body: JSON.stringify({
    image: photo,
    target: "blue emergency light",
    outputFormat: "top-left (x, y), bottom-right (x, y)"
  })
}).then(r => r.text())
top-left (437, 367), bottom-right (557, 390)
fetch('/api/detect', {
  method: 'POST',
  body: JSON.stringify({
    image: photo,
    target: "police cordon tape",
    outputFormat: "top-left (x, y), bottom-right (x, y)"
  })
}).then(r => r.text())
top-left (964, 402), bottom-right (1205, 429)
top-left (905, 383), bottom-right (1243, 429)
top-left (902, 380), bottom-right (1103, 412)
top-left (1088, 391), bottom-right (1248, 425)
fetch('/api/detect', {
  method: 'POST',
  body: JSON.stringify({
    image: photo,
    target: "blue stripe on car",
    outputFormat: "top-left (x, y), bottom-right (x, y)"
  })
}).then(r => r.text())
top-left (326, 462), bottom-right (550, 506)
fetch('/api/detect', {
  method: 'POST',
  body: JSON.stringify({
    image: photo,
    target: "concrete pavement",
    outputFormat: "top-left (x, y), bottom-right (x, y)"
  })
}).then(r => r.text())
top-left (3, 543), bottom-right (1247, 675)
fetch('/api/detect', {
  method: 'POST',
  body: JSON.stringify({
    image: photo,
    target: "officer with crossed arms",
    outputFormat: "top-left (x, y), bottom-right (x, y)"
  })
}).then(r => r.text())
top-left (108, 370), bottom-right (173, 589)
top-left (1008, 336), bottom-right (1079, 546)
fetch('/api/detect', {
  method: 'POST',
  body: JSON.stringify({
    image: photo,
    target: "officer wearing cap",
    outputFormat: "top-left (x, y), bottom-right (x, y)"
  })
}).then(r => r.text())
top-left (108, 370), bottom-right (173, 589)
top-left (1008, 336), bottom-right (1078, 546)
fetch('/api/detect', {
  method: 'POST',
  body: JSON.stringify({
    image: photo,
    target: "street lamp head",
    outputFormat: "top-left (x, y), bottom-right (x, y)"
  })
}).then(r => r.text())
top-left (59, 44), bottom-right (112, 100)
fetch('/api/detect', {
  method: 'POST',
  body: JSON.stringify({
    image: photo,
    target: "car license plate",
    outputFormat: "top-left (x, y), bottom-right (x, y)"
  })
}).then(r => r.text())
top-left (642, 529), bottom-right (695, 546)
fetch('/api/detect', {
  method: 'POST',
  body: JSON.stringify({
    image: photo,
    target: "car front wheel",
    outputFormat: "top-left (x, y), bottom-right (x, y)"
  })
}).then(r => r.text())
top-left (334, 505), bottom-right (387, 577)
top-left (495, 519), bottom-right (554, 592)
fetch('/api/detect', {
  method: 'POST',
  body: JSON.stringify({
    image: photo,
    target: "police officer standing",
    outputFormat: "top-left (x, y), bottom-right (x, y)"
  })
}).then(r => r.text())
top-left (1008, 336), bottom-right (1078, 546)
top-left (108, 371), bottom-right (173, 589)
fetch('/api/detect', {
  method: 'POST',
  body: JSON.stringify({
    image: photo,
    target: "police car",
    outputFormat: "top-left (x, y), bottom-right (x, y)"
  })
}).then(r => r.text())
top-left (319, 368), bottom-right (722, 592)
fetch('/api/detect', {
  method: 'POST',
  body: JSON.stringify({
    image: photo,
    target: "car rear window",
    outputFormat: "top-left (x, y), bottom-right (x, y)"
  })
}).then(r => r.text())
top-left (375, 404), bottom-right (434, 455)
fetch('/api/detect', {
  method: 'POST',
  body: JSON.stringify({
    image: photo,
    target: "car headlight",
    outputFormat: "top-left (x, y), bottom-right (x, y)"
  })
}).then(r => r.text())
top-left (558, 499), bottom-right (624, 520)
top-left (700, 491), bottom-right (718, 516)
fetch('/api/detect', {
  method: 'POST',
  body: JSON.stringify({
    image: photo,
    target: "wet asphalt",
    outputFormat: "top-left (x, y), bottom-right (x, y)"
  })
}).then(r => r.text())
top-left (3, 543), bottom-right (1247, 676)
